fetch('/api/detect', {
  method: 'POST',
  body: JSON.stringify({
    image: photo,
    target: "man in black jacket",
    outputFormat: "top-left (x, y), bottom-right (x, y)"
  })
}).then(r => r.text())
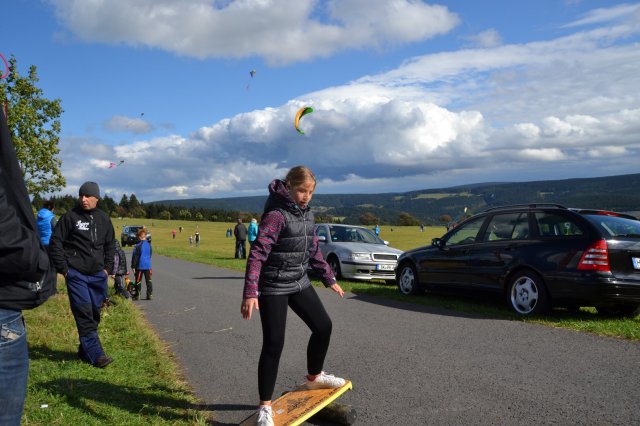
top-left (0, 109), bottom-right (56, 424)
top-left (234, 218), bottom-right (248, 259)
top-left (49, 181), bottom-right (116, 368)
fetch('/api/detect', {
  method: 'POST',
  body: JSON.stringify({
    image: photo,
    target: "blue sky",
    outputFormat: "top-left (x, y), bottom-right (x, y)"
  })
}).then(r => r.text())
top-left (2, 0), bottom-right (639, 202)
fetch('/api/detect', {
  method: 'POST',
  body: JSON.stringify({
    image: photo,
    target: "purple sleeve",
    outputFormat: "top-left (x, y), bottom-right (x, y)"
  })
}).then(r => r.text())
top-left (308, 233), bottom-right (337, 287)
top-left (242, 210), bottom-right (286, 299)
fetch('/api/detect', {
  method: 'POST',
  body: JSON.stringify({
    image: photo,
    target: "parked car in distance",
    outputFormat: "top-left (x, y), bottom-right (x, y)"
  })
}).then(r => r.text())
top-left (120, 225), bottom-right (152, 247)
top-left (314, 224), bottom-right (403, 284)
top-left (396, 204), bottom-right (640, 317)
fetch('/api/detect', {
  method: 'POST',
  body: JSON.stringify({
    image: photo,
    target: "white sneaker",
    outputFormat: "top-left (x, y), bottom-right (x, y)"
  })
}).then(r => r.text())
top-left (305, 371), bottom-right (346, 390)
top-left (256, 405), bottom-right (274, 426)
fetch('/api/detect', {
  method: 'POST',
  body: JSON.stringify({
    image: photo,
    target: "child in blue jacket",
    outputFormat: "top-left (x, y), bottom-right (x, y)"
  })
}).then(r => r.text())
top-left (131, 228), bottom-right (153, 300)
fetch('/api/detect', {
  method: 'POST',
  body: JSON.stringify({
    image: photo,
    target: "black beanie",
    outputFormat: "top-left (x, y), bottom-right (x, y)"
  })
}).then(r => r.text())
top-left (79, 181), bottom-right (100, 198)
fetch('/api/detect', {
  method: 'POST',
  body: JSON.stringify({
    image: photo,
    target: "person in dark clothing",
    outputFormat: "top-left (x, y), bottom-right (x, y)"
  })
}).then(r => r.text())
top-left (49, 181), bottom-right (116, 368)
top-left (240, 166), bottom-right (345, 426)
top-left (0, 104), bottom-right (56, 425)
top-left (36, 200), bottom-right (56, 247)
top-left (112, 240), bottom-right (131, 299)
top-left (234, 218), bottom-right (248, 259)
top-left (131, 228), bottom-right (153, 300)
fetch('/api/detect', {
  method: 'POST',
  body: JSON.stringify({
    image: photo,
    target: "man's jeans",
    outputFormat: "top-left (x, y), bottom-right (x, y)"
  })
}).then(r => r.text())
top-left (0, 308), bottom-right (28, 426)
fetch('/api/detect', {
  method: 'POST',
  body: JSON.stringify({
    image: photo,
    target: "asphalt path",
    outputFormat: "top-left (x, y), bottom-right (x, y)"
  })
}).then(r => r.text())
top-left (133, 253), bottom-right (640, 425)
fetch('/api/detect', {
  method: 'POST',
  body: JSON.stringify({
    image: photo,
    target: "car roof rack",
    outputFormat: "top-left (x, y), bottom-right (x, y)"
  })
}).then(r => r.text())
top-left (483, 203), bottom-right (567, 212)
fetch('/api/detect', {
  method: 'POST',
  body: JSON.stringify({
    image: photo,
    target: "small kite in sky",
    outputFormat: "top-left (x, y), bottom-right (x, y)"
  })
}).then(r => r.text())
top-left (108, 160), bottom-right (125, 168)
top-left (294, 106), bottom-right (314, 135)
top-left (246, 69), bottom-right (257, 90)
top-left (0, 52), bottom-right (9, 79)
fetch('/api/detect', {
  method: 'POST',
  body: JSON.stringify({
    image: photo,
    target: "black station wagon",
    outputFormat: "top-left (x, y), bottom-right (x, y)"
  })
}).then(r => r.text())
top-left (396, 204), bottom-right (640, 316)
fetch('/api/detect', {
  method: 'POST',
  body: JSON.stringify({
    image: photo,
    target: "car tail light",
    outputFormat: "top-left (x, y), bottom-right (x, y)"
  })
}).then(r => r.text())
top-left (577, 239), bottom-right (610, 271)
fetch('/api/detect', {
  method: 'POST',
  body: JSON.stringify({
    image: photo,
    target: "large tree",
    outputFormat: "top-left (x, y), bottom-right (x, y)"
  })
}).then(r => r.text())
top-left (0, 55), bottom-right (65, 197)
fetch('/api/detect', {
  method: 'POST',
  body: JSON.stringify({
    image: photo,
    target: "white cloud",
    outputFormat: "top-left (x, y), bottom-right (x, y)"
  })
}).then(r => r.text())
top-left (56, 3), bottom-right (640, 200)
top-left (464, 29), bottom-right (502, 48)
top-left (49, 0), bottom-right (459, 65)
top-left (104, 115), bottom-right (153, 134)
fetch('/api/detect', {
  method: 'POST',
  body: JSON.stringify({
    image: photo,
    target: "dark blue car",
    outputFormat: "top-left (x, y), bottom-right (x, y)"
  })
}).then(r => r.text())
top-left (396, 204), bottom-right (640, 316)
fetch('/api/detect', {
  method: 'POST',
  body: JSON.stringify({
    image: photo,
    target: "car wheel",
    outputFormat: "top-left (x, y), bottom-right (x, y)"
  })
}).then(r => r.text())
top-left (595, 304), bottom-right (639, 317)
top-left (397, 262), bottom-right (421, 295)
top-left (327, 255), bottom-right (342, 279)
top-left (508, 270), bottom-right (550, 316)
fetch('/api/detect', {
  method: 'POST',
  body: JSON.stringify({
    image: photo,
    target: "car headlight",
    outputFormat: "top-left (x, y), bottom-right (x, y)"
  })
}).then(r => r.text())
top-left (348, 252), bottom-right (372, 261)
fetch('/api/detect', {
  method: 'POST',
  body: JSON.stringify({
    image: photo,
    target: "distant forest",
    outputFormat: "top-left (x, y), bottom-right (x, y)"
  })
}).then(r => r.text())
top-left (36, 173), bottom-right (640, 226)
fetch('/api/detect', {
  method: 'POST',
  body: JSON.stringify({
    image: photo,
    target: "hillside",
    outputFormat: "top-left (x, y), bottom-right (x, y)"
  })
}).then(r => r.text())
top-left (152, 173), bottom-right (640, 224)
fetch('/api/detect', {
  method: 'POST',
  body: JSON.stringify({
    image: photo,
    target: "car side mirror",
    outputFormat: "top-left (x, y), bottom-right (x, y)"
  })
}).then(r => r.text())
top-left (317, 235), bottom-right (327, 242)
top-left (432, 238), bottom-right (444, 249)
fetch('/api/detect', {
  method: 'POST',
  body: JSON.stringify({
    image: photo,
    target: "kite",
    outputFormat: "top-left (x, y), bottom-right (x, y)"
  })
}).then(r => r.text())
top-left (108, 160), bottom-right (125, 168)
top-left (0, 52), bottom-right (9, 79)
top-left (294, 106), bottom-right (314, 135)
top-left (246, 69), bottom-right (257, 90)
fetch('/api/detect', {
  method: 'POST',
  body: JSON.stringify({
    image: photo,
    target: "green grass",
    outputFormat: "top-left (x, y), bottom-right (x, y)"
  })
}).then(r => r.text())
top-left (130, 219), bottom-right (639, 340)
top-left (23, 281), bottom-right (212, 425)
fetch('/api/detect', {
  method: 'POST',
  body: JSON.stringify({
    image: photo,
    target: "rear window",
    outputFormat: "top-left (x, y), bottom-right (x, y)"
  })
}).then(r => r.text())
top-left (582, 214), bottom-right (640, 238)
top-left (534, 212), bottom-right (584, 237)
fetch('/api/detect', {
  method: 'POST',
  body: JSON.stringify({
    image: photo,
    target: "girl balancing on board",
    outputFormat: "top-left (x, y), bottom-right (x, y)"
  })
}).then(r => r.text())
top-left (241, 165), bottom-right (345, 426)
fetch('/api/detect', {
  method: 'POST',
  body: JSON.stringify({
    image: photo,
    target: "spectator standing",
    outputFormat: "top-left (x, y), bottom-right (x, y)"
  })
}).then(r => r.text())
top-left (195, 231), bottom-right (201, 247)
top-left (0, 107), bottom-right (57, 425)
top-left (234, 218), bottom-right (248, 259)
top-left (49, 181), bottom-right (116, 368)
top-left (131, 228), bottom-right (153, 300)
top-left (248, 218), bottom-right (259, 248)
top-left (36, 200), bottom-right (57, 247)
top-left (112, 240), bottom-right (131, 299)
top-left (172, 229), bottom-right (176, 239)
top-left (374, 224), bottom-right (380, 236)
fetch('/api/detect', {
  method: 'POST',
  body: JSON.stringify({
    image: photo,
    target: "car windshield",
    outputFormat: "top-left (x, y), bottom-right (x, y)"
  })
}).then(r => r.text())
top-left (583, 214), bottom-right (640, 238)
top-left (329, 226), bottom-right (384, 244)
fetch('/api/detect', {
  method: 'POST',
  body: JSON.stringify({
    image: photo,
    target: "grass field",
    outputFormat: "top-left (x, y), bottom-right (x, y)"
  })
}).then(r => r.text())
top-left (23, 281), bottom-right (211, 425)
top-left (117, 218), bottom-right (639, 340)
top-left (20, 217), bottom-right (638, 424)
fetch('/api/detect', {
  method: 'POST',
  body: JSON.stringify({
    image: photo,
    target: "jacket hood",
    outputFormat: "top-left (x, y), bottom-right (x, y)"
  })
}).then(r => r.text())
top-left (265, 179), bottom-right (310, 214)
top-left (37, 208), bottom-right (55, 220)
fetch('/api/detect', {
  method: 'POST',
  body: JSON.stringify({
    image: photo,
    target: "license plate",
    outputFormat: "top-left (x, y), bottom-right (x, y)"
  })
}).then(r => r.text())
top-left (376, 264), bottom-right (395, 271)
top-left (633, 257), bottom-right (640, 270)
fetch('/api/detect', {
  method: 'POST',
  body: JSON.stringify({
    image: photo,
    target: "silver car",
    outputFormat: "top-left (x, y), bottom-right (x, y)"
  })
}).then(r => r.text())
top-left (314, 224), bottom-right (403, 283)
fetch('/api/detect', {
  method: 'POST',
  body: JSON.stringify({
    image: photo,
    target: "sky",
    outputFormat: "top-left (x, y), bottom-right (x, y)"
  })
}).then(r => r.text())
top-left (2, 0), bottom-right (640, 202)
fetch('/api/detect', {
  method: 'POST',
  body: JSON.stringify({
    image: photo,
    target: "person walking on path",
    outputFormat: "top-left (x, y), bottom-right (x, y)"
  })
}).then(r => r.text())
top-left (49, 181), bottom-right (116, 368)
top-left (0, 107), bottom-right (56, 425)
top-left (131, 228), bottom-right (153, 300)
top-left (36, 200), bottom-right (57, 247)
top-left (234, 218), bottom-right (247, 259)
top-left (240, 165), bottom-right (345, 426)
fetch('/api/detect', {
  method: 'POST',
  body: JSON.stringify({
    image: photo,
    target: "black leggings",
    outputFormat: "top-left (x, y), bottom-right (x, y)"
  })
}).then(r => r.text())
top-left (258, 285), bottom-right (332, 401)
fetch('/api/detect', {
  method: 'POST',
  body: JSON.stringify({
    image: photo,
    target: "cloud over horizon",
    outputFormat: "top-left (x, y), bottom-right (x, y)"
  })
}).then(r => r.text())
top-left (50, 2), bottom-right (640, 202)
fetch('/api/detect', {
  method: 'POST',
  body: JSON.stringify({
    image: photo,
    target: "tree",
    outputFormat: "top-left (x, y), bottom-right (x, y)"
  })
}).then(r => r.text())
top-left (129, 193), bottom-right (141, 210)
top-left (159, 210), bottom-right (171, 221)
top-left (438, 214), bottom-right (453, 225)
top-left (0, 55), bottom-right (65, 197)
top-left (119, 194), bottom-right (130, 211)
top-left (398, 212), bottom-right (419, 226)
top-left (359, 212), bottom-right (378, 226)
top-left (179, 209), bottom-right (192, 220)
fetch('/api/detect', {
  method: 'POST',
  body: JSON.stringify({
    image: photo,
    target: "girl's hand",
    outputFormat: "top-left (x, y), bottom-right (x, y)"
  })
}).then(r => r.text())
top-left (330, 283), bottom-right (344, 298)
top-left (241, 298), bottom-right (259, 320)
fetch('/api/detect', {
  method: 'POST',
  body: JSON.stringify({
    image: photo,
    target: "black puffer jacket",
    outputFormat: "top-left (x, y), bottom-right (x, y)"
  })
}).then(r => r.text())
top-left (259, 179), bottom-right (315, 296)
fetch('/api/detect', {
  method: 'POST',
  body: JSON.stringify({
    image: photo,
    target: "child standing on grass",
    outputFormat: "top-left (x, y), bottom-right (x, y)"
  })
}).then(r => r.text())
top-left (112, 240), bottom-right (131, 299)
top-left (131, 228), bottom-right (153, 300)
top-left (240, 165), bottom-right (345, 426)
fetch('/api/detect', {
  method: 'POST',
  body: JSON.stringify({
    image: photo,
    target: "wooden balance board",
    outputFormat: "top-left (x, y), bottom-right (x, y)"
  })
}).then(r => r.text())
top-left (240, 380), bottom-right (353, 426)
